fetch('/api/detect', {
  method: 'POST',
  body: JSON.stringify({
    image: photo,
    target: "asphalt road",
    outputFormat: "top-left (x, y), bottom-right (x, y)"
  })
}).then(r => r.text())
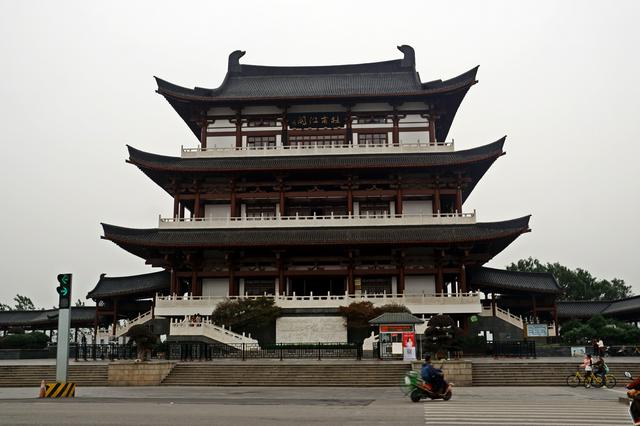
top-left (0, 386), bottom-right (631, 426)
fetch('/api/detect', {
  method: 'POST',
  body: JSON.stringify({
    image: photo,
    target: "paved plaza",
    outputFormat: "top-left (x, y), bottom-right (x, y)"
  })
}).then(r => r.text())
top-left (0, 385), bottom-right (632, 426)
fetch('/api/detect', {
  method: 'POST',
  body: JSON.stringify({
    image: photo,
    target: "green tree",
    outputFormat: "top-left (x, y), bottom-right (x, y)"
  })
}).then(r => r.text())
top-left (75, 299), bottom-right (85, 307)
top-left (506, 257), bottom-right (632, 301)
top-left (211, 297), bottom-right (282, 345)
top-left (0, 303), bottom-right (10, 311)
top-left (13, 295), bottom-right (35, 311)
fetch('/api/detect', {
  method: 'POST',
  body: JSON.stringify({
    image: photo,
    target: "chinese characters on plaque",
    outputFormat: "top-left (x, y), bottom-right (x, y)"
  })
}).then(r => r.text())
top-left (287, 112), bottom-right (345, 129)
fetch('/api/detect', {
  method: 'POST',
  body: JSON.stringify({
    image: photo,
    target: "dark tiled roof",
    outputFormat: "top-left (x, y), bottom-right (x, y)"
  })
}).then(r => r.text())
top-left (101, 216), bottom-right (531, 250)
top-left (602, 296), bottom-right (640, 316)
top-left (0, 307), bottom-right (97, 328)
top-left (557, 296), bottom-right (640, 319)
top-left (87, 271), bottom-right (170, 300)
top-left (128, 138), bottom-right (504, 173)
top-left (468, 267), bottom-right (563, 294)
top-left (557, 301), bottom-right (612, 318)
top-left (155, 46), bottom-right (476, 100)
top-left (369, 312), bottom-right (424, 325)
top-left (128, 138), bottom-right (505, 204)
top-left (155, 46), bottom-right (478, 142)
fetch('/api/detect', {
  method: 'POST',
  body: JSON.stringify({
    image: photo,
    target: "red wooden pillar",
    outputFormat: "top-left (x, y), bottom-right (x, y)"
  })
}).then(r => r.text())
top-left (230, 181), bottom-right (237, 218)
top-left (491, 293), bottom-right (497, 316)
top-left (433, 185), bottom-right (441, 214)
top-left (173, 195), bottom-right (179, 218)
top-left (112, 299), bottom-right (118, 336)
top-left (191, 270), bottom-right (200, 297)
top-left (347, 264), bottom-right (355, 294)
top-left (179, 203), bottom-right (185, 220)
top-left (279, 187), bottom-right (285, 216)
top-left (200, 119), bottom-right (208, 149)
top-left (395, 178), bottom-right (403, 215)
top-left (228, 268), bottom-right (236, 296)
top-left (347, 186), bottom-right (353, 215)
top-left (235, 113), bottom-right (242, 148)
top-left (397, 265), bottom-right (405, 295)
top-left (194, 190), bottom-right (201, 219)
top-left (346, 110), bottom-right (353, 145)
top-left (281, 112), bottom-right (288, 147)
top-left (392, 114), bottom-right (400, 146)
top-left (428, 114), bottom-right (436, 144)
top-left (436, 266), bottom-right (444, 294)
top-left (459, 265), bottom-right (467, 293)
top-left (455, 186), bottom-right (463, 213)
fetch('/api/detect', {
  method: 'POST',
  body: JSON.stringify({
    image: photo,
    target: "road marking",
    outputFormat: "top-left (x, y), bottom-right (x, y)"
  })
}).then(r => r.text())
top-left (424, 399), bottom-right (630, 425)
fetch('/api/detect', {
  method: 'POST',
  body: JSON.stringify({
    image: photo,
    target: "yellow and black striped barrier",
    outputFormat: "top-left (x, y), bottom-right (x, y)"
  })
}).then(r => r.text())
top-left (43, 382), bottom-right (76, 398)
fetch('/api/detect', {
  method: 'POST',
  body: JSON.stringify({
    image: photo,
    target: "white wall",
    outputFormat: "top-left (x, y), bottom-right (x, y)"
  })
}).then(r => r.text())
top-left (405, 275), bottom-right (436, 294)
top-left (204, 203), bottom-right (230, 219)
top-left (403, 200), bottom-right (433, 215)
top-left (202, 278), bottom-right (228, 297)
top-left (206, 135), bottom-right (235, 148)
top-left (276, 316), bottom-right (347, 343)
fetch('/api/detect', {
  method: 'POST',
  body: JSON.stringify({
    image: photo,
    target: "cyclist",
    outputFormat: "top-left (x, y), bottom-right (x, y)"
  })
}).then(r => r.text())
top-left (581, 354), bottom-right (593, 381)
top-left (593, 356), bottom-right (608, 384)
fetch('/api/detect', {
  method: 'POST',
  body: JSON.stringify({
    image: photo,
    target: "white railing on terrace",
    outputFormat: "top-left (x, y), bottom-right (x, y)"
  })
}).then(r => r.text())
top-left (159, 211), bottom-right (476, 229)
top-left (480, 305), bottom-right (524, 329)
top-left (181, 141), bottom-right (454, 158)
top-left (170, 317), bottom-right (259, 345)
top-left (155, 292), bottom-right (481, 316)
top-left (115, 309), bottom-right (154, 338)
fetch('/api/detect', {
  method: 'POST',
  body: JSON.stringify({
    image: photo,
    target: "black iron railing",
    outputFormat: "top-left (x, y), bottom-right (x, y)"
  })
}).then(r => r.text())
top-left (168, 342), bottom-right (362, 361)
top-left (72, 343), bottom-right (137, 361)
top-left (492, 340), bottom-right (536, 358)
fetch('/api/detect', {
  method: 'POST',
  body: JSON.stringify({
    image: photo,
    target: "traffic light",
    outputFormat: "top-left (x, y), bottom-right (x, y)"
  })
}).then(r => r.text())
top-left (56, 273), bottom-right (72, 309)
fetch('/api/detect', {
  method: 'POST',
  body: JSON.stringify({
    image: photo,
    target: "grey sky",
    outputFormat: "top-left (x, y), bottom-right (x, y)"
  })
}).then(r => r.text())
top-left (1, 1), bottom-right (638, 309)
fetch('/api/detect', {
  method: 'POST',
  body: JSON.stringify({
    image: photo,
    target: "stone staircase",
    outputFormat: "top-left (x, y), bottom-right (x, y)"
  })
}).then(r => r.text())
top-left (472, 362), bottom-right (640, 386)
top-left (0, 364), bottom-right (108, 387)
top-left (162, 362), bottom-right (411, 386)
top-left (115, 309), bottom-right (154, 338)
top-left (169, 318), bottom-right (259, 345)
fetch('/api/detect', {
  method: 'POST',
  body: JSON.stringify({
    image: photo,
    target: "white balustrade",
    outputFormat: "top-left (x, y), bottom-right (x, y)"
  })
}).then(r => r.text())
top-left (480, 305), bottom-right (524, 329)
top-left (155, 292), bottom-right (482, 317)
top-left (181, 141), bottom-right (454, 158)
top-left (115, 309), bottom-right (154, 337)
top-left (169, 317), bottom-right (258, 345)
top-left (159, 211), bottom-right (476, 229)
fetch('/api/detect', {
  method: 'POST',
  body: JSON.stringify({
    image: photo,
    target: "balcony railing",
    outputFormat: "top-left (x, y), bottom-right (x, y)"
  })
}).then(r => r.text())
top-left (181, 141), bottom-right (454, 158)
top-left (154, 292), bottom-right (482, 316)
top-left (159, 211), bottom-right (476, 229)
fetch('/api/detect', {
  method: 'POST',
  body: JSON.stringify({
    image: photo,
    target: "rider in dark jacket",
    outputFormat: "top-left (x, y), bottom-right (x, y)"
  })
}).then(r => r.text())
top-left (420, 354), bottom-right (445, 393)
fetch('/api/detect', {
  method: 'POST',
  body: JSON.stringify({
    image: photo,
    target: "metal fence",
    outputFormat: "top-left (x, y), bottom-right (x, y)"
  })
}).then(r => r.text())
top-left (72, 343), bottom-right (137, 361)
top-left (491, 340), bottom-right (536, 358)
top-left (168, 342), bottom-right (363, 361)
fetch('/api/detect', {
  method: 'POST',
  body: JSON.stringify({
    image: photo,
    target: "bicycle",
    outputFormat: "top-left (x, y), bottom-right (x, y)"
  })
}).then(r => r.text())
top-left (583, 371), bottom-right (617, 388)
top-left (566, 369), bottom-right (586, 387)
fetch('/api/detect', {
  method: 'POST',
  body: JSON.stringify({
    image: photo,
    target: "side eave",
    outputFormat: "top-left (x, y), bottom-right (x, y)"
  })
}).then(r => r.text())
top-left (101, 216), bottom-right (531, 264)
top-left (126, 136), bottom-right (506, 203)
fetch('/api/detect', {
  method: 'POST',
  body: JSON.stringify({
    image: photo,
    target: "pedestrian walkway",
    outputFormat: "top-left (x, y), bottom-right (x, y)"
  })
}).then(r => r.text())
top-left (423, 399), bottom-right (630, 425)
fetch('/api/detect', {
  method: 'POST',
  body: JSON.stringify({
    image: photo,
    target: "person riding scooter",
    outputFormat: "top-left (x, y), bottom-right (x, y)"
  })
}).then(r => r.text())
top-left (625, 372), bottom-right (640, 425)
top-left (420, 354), bottom-right (447, 394)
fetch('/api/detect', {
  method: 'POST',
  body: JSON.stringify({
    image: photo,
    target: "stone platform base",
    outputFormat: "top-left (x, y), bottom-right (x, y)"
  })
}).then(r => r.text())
top-left (108, 361), bottom-right (175, 386)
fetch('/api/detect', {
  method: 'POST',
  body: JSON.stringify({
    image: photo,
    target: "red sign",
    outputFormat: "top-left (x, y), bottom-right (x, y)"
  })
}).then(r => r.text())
top-left (380, 325), bottom-right (412, 333)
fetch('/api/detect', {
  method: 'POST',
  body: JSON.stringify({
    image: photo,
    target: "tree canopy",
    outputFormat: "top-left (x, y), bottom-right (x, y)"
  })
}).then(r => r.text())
top-left (506, 257), bottom-right (632, 301)
top-left (0, 294), bottom-right (37, 311)
top-left (211, 297), bottom-right (282, 344)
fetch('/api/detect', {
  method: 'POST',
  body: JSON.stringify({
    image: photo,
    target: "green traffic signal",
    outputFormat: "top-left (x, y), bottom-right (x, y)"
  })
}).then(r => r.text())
top-left (56, 273), bottom-right (72, 308)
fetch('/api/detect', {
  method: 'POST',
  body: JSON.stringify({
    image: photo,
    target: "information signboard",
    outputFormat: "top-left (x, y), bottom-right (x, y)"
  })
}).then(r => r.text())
top-left (526, 323), bottom-right (548, 337)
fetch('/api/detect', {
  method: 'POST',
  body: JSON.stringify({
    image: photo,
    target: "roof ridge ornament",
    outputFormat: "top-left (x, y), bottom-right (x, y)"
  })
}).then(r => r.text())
top-left (397, 45), bottom-right (415, 68)
top-left (228, 50), bottom-right (246, 73)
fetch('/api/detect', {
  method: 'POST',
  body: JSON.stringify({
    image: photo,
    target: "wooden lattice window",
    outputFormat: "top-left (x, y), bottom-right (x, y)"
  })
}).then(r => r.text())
top-left (361, 277), bottom-right (392, 294)
top-left (246, 136), bottom-right (276, 148)
top-left (288, 134), bottom-right (345, 147)
top-left (244, 279), bottom-right (275, 296)
top-left (358, 133), bottom-right (388, 146)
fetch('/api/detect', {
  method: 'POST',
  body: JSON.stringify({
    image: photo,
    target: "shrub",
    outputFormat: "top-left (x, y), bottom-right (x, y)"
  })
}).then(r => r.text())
top-left (0, 332), bottom-right (48, 349)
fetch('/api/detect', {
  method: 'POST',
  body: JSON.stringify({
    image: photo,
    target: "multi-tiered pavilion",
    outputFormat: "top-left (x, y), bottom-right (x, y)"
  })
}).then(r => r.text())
top-left (91, 46), bottom-right (557, 343)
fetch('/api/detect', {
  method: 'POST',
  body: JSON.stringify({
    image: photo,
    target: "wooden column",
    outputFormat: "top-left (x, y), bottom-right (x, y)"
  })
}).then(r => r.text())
top-left (112, 299), bottom-right (118, 336)
top-left (173, 195), bottom-right (179, 218)
top-left (228, 266), bottom-right (236, 296)
top-left (395, 177), bottom-right (403, 215)
top-left (455, 186), bottom-right (463, 213)
top-left (392, 114), bottom-right (400, 146)
top-left (346, 110), bottom-right (353, 145)
top-left (459, 265), bottom-right (467, 293)
top-left (433, 184), bottom-right (441, 214)
top-left (347, 252), bottom-right (355, 294)
top-left (235, 113), bottom-right (242, 148)
top-left (230, 181), bottom-right (237, 218)
top-left (200, 119), bottom-right (208, 149)
top-left (179, 203), bottom-right (185, 220)
top-left (194, 189), bottom-right (201, 219)
top-left (170, 267), bottom-right (177, 295)
top-left (491, 292), bottom-right (497, 316)
top-left (347, 177), bottom-right (354, 215)
top-left (428, 114), bottom-right (436, 144)
top-left (281, 110), bottom-right (288, 146)
top-left (278, 258), bottom-right (285, 295)
top-left (397, 265), bottom-right (405, 295)
top-left (278, 179), bottom-right (286, 216)
top-left (436, 266), bottom-right (444, 294)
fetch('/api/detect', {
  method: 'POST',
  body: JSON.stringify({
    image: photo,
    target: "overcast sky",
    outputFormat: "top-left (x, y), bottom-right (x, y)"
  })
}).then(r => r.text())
top-left (1, 1), bottom-right (638, 309)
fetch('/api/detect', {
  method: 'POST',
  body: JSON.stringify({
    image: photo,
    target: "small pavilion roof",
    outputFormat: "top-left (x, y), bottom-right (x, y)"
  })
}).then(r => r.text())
top-left (468, 267), bottom-right (563, 294)
top-left (101, 216), bottom-right (531, 264)
top-left (127, 137), bottom-right (506, 203)
top-left (601, 295), bottom-right (640, 316)
top-left (0, 307), bottom-right (97, 329)
top-left (155, 46), bottom-right (478, 142)
top-left (369, 312), bottom-right (424, 325)
top-left (87, 271), bottom-right (170, 300)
